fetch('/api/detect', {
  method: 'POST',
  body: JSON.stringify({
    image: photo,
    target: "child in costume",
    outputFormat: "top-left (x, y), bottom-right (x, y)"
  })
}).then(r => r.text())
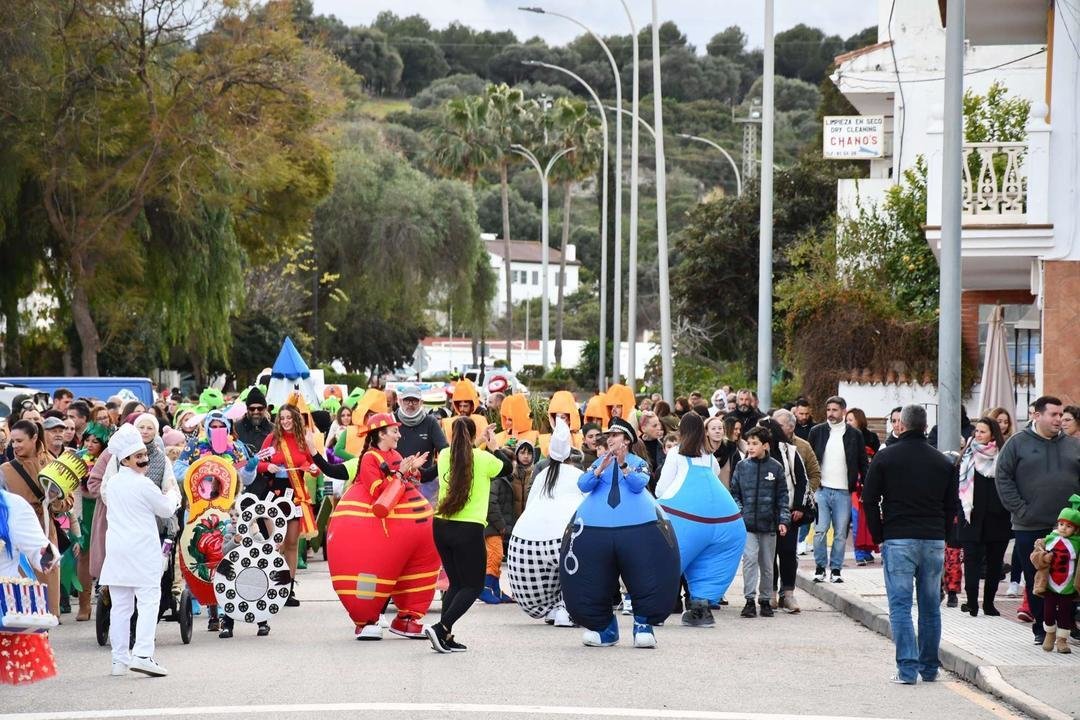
top-left (1030, 494), bottom-right (1080, 653)
top-left (507, 420), bottom-right (584, 627)
top-left (559, 418), bottom-right (681, 649)
top-left (655, 412), bottom-right (747, 628)
top-left (0, 489), bottom-right (59, 685)
top-left (322, 413), bottom-right (439, 641)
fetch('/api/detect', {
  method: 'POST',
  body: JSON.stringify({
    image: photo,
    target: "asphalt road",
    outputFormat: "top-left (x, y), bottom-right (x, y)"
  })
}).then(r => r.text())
top-left (2, 560), bottom-right (1031, 720)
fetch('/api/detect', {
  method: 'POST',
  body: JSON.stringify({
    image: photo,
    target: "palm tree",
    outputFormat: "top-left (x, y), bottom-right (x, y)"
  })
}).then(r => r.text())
top-left (546, 98), bottom-right (601, 367)
top-left (484, 83), bottom-right (529, 367)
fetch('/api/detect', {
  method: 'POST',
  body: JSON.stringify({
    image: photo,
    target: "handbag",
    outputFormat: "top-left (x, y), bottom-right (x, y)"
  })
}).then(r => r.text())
top-left (0, 555), bottom-right (59, 633)
top-left (10, 460), bottom-right (71, 555)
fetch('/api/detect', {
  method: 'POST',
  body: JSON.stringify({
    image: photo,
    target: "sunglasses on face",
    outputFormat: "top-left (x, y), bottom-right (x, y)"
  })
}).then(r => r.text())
top-left (248, 405), bottom-right (266, 412)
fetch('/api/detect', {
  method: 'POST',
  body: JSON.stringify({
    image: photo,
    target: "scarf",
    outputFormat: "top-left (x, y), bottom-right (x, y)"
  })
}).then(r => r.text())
top-left (398, 407), bottom-right (425, 428)
top-left (145, 439), bottom-right (168, 490)
top-left (958, 440), bottom-right (998, 523)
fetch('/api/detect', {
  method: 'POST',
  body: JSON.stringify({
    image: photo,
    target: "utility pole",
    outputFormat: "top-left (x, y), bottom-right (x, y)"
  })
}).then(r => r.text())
top-left (620, 0), bottom-right (640, 392)
top-left (938, 0), bottom-right (965, 451)
top-left (756, 0), bottom-right (775, 411)
top-left (651, 0), bottom-right (674, 404)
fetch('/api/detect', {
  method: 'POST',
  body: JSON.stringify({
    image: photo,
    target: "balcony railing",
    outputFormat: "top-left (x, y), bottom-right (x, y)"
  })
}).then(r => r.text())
top-left (962, 142), bottom-right (1027, 222)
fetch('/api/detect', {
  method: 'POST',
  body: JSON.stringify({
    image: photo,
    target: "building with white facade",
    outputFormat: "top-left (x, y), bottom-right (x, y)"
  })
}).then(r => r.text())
top-left (484, 234), bottom-right (580, 317)
top-left (829, 0), bottom-right (1080, 414)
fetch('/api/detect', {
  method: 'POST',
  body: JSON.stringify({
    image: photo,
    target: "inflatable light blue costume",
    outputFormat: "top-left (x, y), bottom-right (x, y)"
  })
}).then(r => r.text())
top-left (559, 418), bottom-right (680, 648)
top-left (656, 449), bottom-right (747, 625)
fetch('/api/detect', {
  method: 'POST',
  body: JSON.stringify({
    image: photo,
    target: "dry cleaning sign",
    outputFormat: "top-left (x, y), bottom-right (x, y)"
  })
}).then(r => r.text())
top-left (823, 115), bottom-right (885, 159)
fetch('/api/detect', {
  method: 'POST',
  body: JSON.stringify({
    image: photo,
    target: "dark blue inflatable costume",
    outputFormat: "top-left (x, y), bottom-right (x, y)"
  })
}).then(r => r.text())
top-left (560, 429), bottom-right (680, 647)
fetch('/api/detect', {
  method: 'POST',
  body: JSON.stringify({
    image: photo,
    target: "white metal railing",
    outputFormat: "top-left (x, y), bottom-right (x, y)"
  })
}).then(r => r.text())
top-left (961, 142), bottom-right (1027, 222)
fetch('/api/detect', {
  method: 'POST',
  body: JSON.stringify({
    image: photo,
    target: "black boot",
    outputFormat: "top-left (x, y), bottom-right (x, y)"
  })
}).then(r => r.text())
top-left (740, 599), bottom-right (757, 618)
top-left (759, 600), bottom-right (774, 618)
top-left (983, 585), bottom-right (1000, 616)
top-left (285, 580), bottom-right (300, 608)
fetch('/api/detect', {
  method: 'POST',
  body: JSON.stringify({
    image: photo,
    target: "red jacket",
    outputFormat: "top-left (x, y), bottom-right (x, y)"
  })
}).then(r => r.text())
top-left (257, 432), bottom-right (320, 477)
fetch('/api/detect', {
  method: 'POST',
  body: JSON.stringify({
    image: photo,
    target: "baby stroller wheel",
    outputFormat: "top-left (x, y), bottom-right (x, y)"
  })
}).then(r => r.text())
top-left (95, 587), bottom-right (110, 647)
top-left (179, 589), bottom-right (193, 645)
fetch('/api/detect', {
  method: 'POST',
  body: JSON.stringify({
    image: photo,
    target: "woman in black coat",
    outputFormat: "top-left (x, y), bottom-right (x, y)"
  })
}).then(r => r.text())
top-left (956, 417), bottom-right (1011, 616)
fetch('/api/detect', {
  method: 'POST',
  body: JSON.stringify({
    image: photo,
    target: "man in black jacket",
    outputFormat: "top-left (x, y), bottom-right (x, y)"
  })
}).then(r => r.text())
top-left (235, 387), bottom-right (273, 454)
top-left (726, 389), bottom-right (764, 436)
top-left (807, 396), bottom-right (868, 583)
top-left (395, 385), bottom-right (447, 501)
top-left (862, 404), bottom-right (958, 685)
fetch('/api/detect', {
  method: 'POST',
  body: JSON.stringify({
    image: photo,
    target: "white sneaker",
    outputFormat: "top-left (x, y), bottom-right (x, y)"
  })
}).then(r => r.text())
top-left (633, 627), bottom-right (657, 649)
top-left (796, 541), bottom-right (806, 556)
top-left (620, 594), bottom-right (633, 616)
top-left (110, 662), bottom-right (128, 677)
top-left (377, 614), bottom-right (390, 629)
top-left (356, 623), bottom-right (384, 641)
top-left (553, 607), bottom-right (575, 627)
top-left (1006, 582), bottom-right (1020, 597)
top-left (544, 608), bottom-right (558, 625)
top-left (128, 656), bottom-right (168, 677)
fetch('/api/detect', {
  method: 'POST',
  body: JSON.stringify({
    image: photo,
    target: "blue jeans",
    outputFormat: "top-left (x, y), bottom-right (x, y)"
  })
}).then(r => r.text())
top-left (882, 539), bottom-right (945, 682)
top-left (813, 488), bottom-right (851, 571)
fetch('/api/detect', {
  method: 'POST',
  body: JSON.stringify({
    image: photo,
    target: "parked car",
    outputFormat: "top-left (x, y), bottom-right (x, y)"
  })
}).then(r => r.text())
top-left (0, 377), bottom-right (155, 406)
top-left (0, 383), bottom-right (51, 420)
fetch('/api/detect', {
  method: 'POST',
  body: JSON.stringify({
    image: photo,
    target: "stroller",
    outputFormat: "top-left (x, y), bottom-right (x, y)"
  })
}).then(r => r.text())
top-left (95, 524), bottom-right (195, 646)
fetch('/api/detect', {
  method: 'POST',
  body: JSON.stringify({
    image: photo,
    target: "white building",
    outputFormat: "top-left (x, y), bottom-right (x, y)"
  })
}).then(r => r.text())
top-left (484, 234), bottom-right (580, 317)
top-left (828, 0), bottom-right (1080, 417)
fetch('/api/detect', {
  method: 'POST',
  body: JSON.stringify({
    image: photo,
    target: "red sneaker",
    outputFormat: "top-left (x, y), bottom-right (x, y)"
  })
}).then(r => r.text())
top-left (389, 615), bottom-right (426, 639)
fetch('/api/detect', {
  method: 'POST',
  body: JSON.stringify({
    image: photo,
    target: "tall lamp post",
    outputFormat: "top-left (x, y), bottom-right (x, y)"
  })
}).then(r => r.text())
top-left (523, 60), bottom-right (610, 391)
top-left (619, 0), bottom-right (641, 392)
top-left (606, 106), bottom-right (655, 141)
top-left (521, 6), bottom-right (623, 384)
top-left (510, 144), bottom-right (576, 371)
top-left (650, 0), bottom-right (674, 403)
top-left (756, 0), bottom-right (776, 411)
top-left (676, 133), bottom-right (742, 196)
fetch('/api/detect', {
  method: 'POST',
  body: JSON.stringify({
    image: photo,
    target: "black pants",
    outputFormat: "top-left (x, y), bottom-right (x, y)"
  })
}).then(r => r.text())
top-left (962, 540), bottom-right (1008, 608)
top-left (433, 518), bottom-right (486, 632)
top-left (774, 524), bottom-right (799, 591)
top-left (1015, 529), bottom-right (1052, 637)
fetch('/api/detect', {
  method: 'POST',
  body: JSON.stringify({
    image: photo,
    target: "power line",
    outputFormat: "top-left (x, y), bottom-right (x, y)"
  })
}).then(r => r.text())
top-left (835, 48), bottom-right (1047, 86)
top-left (888, 0), bottom-right (905, 174)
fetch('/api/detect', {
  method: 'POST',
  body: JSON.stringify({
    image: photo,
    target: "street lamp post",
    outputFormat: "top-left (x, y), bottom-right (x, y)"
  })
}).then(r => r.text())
top-left (521, 6), bottom-right (623, 384)
top-left (511, 144), bottom-right (576, 372)
top-left (756, 0), bottom-right (776, 411)
top-left (606, 106), bottom-right (655, 141)
top-left (650, 0), bottom-right (674, 403)
top-left (619, 0), bottom-right (641, 392)
top-left (523, 60), bottom-right (610, 391)
top-left (676, 133), bottom-right (742, 197)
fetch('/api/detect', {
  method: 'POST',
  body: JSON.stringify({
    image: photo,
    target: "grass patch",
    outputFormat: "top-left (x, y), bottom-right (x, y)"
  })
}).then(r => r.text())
top-left (359, 98), bottom-right (411, 119)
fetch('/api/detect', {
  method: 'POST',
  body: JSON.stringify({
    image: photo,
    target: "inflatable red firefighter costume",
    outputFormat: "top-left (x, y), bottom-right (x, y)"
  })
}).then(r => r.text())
top-left (326, 413), bottom-right (440, 640)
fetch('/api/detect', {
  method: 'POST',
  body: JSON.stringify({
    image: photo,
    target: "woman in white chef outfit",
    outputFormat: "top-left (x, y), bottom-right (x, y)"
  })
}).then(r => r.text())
top-left (99, 424), bottom-right (180, 678)
top-left (505, 419), bottom-right (585, 627)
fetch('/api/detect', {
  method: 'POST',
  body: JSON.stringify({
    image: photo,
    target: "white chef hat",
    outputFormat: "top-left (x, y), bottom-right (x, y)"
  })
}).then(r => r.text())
top-left (107, 424), bottom-right (145, 461)
top-left (549, 418), bottom-right (572, 462)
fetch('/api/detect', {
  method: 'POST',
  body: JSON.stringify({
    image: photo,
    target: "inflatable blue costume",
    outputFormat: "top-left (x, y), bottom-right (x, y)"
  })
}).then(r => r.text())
top-left (560, 418), bottom-right (680, 648)
top-left (656, 451), bottom-right (747, 626)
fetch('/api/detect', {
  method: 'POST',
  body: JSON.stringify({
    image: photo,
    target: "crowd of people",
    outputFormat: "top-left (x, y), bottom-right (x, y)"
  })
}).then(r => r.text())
top-left (1, 381), bottom-right (1078, 685)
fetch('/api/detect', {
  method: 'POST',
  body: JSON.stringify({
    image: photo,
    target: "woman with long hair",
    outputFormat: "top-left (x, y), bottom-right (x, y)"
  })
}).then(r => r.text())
top-left (0, 420), bottom-right (71, 617)
top-left (506, 419), bottom-right (584, 626)
top-left (257, 404), bottom-right (320, 595)
top-left (320, 413), bottom-right (438, 641)
top-left (704, 415), bottom-right (740, 489)
top-left (425, 417), bottom-right (511, 653)
top-left (985, 406), bottom-right (1014, 440)
top-left (845, 408), bottom-right (879, 567)
top-left (956, 417), bottom-right (1011, 616)
top-left (655, 413), bottom-right (747, 627)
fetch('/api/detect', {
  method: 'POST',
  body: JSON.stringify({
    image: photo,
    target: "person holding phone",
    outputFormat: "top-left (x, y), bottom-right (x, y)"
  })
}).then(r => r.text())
top-left (0, 487), bottom-right (60, 685)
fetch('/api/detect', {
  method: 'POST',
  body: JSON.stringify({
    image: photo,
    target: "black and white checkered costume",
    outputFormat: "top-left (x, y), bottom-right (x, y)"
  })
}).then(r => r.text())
top-left (506, 535), bottom-right (565, 619)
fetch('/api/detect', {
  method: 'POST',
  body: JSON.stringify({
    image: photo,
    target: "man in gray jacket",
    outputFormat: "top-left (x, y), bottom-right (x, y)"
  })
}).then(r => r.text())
top-left (995, 395), bottom-right (1080, 645)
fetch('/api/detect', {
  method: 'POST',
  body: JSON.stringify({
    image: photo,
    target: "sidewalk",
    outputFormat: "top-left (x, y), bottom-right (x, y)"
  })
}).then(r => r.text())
top-left (796, 556), bottom-right (1079, 720)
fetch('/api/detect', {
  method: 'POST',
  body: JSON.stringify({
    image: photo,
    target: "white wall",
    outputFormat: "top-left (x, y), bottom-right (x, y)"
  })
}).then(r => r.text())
top-left (422, 338), bottom-right (653, 383)
top-left (488, 252), bottom-right (580, 316)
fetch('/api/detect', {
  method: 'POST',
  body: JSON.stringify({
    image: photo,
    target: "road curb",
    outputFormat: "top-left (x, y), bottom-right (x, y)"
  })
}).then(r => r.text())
top-left (796, 571), bottom-right (1073, 720)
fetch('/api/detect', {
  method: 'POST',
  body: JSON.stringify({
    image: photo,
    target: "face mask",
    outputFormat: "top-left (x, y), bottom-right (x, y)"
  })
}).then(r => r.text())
top-left (210, 426), bottom-right (230, 454)
top-left (135, 459), bottom-right (150, 468)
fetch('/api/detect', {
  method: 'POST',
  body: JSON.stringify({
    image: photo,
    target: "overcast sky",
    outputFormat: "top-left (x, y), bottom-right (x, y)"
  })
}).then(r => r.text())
top-left (311, 1), bottom-right (880, 51)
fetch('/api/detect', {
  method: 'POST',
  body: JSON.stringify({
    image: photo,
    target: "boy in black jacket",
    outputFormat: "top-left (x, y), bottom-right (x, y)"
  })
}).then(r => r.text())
top-left (730, 426), bottom-right (790, 618)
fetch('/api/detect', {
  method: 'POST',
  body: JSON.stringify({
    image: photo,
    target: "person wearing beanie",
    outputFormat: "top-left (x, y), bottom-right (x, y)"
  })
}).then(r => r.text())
top-left (99, 424), bottom-right (181, 678)
top-left (559, 417), bottom-right (681, 649)
top-left (506, 420), bottom-right (585, 627)
top-left (1030, 495), bottom-right (1080, 653)
top-left (235, 386), bottom-right (273, 456)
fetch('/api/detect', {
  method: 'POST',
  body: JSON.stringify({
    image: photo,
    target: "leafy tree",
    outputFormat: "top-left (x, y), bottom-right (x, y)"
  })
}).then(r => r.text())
top-left (411, 74), bottom-right (488, 109)
top-left (844, 26), bottom-right (878, 52)
top-left (476, 186), bottom-right (540, 240)
top-left (707, 26), bottom-right (748, 59)
top-left (372, 12), bottom-right (433, 39)
top-left (774, 24), bottom-right (845, 85)
top-left (747, 76), bottom-right (821, 112)
top-left (437, 23), bottom-right (518, 77)
top-left (393, 37), bottom-right (450, 96)
top-left (336, 27), bottom-right (403, 94)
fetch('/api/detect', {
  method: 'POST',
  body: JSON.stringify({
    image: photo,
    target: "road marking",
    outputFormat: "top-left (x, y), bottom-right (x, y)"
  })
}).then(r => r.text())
top-left (943, 680), bottom-right (1028, 719)
top-left (0, 703), bottom-right (909, 720)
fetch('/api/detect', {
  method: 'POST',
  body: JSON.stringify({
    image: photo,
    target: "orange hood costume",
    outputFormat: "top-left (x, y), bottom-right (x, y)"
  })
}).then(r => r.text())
top-left (584, 393), bottom-right (609, 429)
top-left (440, 379), bottom-right (488, 446)
top-left (496, 394), bottom-right (539, 447)
top-left (335, 389), bottom-right (389, 460)
top-left (538, 391), bottom-right (583, 457)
